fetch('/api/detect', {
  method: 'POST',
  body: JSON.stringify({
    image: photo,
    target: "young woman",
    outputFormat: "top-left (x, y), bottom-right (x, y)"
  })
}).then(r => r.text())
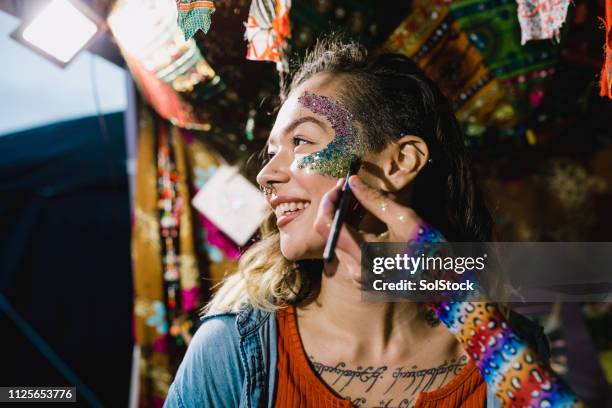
top-left (164, 38), bottom-right (581, 408)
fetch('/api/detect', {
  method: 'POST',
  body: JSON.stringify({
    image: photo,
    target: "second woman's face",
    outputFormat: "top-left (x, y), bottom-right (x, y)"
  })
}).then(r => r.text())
top-left (256, 74), bottom-right (356, 260)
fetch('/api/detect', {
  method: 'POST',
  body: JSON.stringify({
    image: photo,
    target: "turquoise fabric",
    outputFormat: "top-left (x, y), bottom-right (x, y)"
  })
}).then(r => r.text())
top-left (177, 1), bottom-right (215, 40)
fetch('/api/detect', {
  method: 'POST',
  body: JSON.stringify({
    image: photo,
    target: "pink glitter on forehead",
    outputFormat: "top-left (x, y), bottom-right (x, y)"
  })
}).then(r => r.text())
top-left (296, 91), bottom-right (365, 178)
top-left (297, 91), bottom-right (357, 139)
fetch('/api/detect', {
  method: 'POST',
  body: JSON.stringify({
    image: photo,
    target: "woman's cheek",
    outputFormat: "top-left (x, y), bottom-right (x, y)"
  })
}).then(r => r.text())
top-left (295, 173), bottom-right (337, 202)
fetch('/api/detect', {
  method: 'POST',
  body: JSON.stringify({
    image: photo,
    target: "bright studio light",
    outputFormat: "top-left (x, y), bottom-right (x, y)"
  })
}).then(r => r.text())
top-left (19, 0), bottom-right (99, 65)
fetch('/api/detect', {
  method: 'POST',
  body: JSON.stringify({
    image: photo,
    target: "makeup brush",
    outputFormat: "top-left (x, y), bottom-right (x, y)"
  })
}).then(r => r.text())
top-left (323, 159), bottom-right (362, 263)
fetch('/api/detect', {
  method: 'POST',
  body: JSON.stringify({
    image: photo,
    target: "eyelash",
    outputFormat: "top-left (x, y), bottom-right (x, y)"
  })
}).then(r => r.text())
top-left (292, 136), bottom-right (311, 147)
top-left (265, 137), bottom-right (311, 161)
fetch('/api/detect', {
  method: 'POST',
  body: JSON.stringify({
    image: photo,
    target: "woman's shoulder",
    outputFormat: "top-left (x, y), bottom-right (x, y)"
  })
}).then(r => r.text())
top-left (200, 301), bottom-right (278, 337)
top-left (176, 302), bottom-right (279, 368)
top-left (164, 304), bottom-right (277, 408)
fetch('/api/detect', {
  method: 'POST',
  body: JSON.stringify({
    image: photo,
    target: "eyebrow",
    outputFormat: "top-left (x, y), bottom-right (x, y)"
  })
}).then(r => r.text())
top-left (268, 116), bottom-right (328, 147)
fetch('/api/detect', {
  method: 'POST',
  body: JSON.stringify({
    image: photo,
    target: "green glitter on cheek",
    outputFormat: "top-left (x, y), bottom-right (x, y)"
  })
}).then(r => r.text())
top-left (296, 91), bottom-right (366, 178)
top-left (297, 138), bottom-right (363, 178)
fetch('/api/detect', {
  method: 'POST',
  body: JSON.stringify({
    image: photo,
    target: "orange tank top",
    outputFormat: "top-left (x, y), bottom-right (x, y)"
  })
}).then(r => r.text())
top-left (274, 305), bottom-right (487, 408)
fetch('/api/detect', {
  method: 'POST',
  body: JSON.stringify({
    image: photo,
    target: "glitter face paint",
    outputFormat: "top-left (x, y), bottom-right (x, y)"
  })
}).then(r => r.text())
top-left (296, 91), bottom-right (365, 178)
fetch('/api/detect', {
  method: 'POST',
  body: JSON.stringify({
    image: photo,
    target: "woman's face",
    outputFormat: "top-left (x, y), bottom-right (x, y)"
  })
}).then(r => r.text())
top-left (256, 73), bottom-right (362, 260)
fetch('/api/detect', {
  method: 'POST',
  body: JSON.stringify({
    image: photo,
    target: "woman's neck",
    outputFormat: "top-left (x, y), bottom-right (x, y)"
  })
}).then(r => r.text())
top-left (298, 259), bottom-right (434, 361)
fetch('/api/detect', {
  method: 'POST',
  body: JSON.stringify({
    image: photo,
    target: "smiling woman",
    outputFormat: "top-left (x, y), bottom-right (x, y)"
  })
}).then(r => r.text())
top-left (163, 36), bottom-right (582, 408)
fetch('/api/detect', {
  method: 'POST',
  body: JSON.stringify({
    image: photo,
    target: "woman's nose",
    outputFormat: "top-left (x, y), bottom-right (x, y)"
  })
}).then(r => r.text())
top-left (256, 153), bottom-right (291, 189)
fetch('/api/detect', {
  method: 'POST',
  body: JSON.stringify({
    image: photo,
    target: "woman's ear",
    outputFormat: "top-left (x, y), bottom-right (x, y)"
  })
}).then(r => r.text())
top-left (382, 134), bottom-right (429, 192)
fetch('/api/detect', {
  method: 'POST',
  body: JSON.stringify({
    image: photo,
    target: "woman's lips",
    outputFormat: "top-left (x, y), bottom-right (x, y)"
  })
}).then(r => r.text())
top-left (276, 207), bottom-right (307, 228)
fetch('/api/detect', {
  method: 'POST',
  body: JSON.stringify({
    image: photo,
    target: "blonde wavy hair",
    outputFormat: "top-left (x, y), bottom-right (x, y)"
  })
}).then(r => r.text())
top-left (204, 211), bottom-right (319, 314)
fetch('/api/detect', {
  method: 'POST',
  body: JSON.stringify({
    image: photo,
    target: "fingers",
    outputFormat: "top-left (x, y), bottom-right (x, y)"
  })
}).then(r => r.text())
top-left (348, 175), bottom-right (421, 240)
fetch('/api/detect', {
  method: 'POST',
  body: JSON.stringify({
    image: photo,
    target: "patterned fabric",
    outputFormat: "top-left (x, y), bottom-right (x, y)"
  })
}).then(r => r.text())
top-left (410, 224), bottom-right (583, 407)
top-left (450, 1), bottom-right (560, 80)
top-left (516, 0), bottom-right (571, 45)
top-left (181, 130), bottom-right (240, 283)
top-left (133, 111), bottom-right (217, 407)
top-left (449, 0), bottom-right (561, 130)
top-left (109, 0), bottom-right (218, 129)
top-left (132, 109), bottom-right (171, 408)
top-left (385, 0), bottom-right (516, 130)
top-left (176, 0), bottom-right (216, 40)
top-left (244, 0), bottom-right (292, 71)
top-left (600, 0), bottom-right (612, 99)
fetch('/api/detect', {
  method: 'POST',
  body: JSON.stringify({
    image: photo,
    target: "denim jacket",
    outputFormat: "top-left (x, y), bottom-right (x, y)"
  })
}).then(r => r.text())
top-left (163, 303), bottom-right (501, 408)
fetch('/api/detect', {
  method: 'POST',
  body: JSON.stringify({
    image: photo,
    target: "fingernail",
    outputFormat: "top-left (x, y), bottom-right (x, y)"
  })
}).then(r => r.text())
top-left (348, 176), bottom-right (361, 189)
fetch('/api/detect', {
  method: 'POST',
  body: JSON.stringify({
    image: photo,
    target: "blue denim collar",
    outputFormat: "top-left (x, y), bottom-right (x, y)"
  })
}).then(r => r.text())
top-left (201, 303), bottom-right (273, 337)
top-left (200, 303), bottom-right (277, 408)
top-left (235, 303), bottom-right (273, 337)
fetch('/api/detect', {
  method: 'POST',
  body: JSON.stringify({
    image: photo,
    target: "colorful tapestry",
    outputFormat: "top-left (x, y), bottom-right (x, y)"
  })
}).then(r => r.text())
top-left (385, 0), bottom-right (516, 132)
top-left (132, 109), bottom-right (170, 408)
top-left (245, 0), bottom-right (292, 71)
top-left (176, 0), bottom-right (216, 40)
top-left (516, 0), bottom-right (571, 45)
top-left (449, 0), bottom-right (562, 124)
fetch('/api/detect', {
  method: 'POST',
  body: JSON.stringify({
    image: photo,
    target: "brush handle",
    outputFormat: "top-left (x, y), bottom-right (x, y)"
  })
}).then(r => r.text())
top-left (323, 178), bottom-right (354, 263)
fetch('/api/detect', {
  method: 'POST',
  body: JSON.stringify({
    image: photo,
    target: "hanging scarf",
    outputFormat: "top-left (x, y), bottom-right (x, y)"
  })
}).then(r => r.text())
top-left (176, 0), bottom-right (216, 40)
top-left (244, 0), bottom-right (292, 72)
top-left (516, 0), bottom-right (571, 45)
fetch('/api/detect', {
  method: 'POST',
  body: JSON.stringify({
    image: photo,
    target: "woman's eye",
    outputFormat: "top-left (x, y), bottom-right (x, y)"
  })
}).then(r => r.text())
top-left (292, 136), bottom-right (311, 147)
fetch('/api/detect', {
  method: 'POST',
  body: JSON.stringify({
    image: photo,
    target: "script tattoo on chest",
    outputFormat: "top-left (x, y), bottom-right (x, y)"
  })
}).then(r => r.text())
top-left (308, 355), bottom-right (468, 407)
top-left (310, 358), bottom-right (387, 392)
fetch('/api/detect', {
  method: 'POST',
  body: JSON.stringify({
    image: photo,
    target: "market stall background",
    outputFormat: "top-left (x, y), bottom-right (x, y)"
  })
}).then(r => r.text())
top-left (0, 0), bottom-right (611, 407)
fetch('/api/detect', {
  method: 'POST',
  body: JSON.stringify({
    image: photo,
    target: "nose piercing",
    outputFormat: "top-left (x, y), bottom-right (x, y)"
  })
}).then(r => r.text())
top-left (260, 183), bottom-right (274, 196)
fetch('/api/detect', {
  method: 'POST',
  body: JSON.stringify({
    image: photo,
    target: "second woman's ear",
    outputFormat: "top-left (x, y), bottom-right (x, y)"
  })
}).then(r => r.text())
top-left (381, 134), bottom-right (429, 192)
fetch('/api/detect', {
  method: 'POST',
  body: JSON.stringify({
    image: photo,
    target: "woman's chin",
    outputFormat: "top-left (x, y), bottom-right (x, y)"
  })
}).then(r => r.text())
top-left (279, 240), bottom-right (324, 262)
